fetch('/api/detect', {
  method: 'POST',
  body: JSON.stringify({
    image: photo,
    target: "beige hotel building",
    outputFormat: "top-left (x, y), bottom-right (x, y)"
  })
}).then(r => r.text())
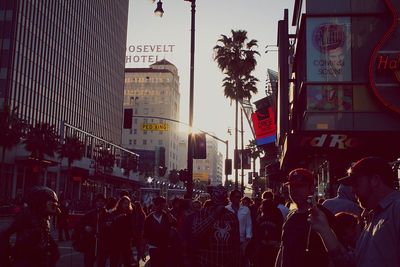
top-left (123, 60), bottom-right (180, 176)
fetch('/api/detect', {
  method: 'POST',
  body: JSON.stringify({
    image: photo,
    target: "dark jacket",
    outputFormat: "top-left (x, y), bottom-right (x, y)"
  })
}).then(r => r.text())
top-left (0, 209), bottom-right (59, 267)
top-left (144, 211), bottom-right (173, 248)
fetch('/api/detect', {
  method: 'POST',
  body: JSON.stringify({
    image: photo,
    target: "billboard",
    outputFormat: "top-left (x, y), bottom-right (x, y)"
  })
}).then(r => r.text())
top-left (251, 107), bottom-right (277, 146)
top-left (307, 17), bottom-right (352, 82)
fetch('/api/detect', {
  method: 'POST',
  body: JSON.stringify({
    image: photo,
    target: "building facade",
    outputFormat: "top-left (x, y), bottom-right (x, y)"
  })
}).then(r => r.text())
top-left (276, 0), bottom-right (400, 197)
top-left (123, 60), bottom-right (180, 176)
top-left (177, 133), bottom-right (223, 186)
top-left (0, 0), bottom-right (134, 206)
top-left (1, 0), bottom-right (128, 143)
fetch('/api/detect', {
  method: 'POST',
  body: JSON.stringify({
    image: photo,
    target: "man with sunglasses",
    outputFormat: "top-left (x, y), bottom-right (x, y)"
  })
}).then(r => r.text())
top-left (310, 156), bottom-right (400, 267)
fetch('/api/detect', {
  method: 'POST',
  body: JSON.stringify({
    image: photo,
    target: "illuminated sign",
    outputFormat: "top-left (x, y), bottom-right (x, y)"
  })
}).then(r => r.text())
top-left (142, 123), bottom-right (169, 131)
top-left (369, 0), bottom-right (400, 114)
top-left (126, 44), bottom-right (175, 64)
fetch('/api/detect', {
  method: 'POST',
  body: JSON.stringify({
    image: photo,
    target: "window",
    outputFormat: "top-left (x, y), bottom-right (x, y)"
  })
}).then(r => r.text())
top-left (133, 129), bottom-right (137, 134)
top-left (129, 140), bottom-right (132, 145)
top-left (143, 140), bottom-right (147, 145)
top-left (158, 140), bottom-right (163, 145)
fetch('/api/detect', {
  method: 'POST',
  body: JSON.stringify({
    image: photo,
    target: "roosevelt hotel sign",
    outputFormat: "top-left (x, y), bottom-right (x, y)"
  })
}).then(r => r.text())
top-left (126, 44), bottom-right (175, 64)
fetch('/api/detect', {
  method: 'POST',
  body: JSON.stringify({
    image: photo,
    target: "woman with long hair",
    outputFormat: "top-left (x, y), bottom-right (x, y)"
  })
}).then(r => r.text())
top-left (109, 196), bottom-right (134, 267)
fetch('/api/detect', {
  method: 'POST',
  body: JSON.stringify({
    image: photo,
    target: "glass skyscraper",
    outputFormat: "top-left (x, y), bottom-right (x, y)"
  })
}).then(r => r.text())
top-left (0, 0), bottom-right (129, 143)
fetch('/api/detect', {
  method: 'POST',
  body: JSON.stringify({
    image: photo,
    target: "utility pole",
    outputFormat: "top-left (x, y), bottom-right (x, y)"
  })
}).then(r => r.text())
top-left (241, 108), bottom-right (244, 195)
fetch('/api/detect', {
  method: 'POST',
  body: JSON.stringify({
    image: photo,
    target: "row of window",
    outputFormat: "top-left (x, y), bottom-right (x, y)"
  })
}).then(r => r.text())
top-left (5, 1), bottom-right (128, 142)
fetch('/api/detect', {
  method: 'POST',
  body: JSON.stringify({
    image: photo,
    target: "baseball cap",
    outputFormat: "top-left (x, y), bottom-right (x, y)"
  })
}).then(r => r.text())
top-left (338, 157), bottom-right (394, 187)
top-left (284, 168), bottom-right (314, 186)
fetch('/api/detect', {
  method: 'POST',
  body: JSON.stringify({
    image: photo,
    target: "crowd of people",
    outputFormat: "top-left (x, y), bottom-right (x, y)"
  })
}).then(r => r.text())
top-left (1, 156), bottom-right (400, 267)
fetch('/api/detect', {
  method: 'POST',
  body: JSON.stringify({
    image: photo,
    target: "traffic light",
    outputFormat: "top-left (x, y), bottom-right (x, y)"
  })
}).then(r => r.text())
top-left (225, 159), bottom-right (232, 175)
top-left (123, 108), bottom-right (133, 129)
top-left (248, 172), bottom-right (253, 184)
top-left (234, 149), bottom-right (241, 169)
top-left (158, 165), bottom-right (167, 177)
top-left (242, 149), bottom-right (251, 169)
top-left (193, 133), bottom-right (206, 159)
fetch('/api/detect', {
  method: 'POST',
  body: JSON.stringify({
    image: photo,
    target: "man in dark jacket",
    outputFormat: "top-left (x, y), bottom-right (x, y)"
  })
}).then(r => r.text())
top-left (0, 186), bottom-right (60, 267)
top-left (73, 193), bottom-right (109, 267)
top-left (144, 196), bottom-right (176, 267)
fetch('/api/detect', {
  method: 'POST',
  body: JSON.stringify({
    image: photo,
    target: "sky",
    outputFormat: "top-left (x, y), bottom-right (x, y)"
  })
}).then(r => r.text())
top-left (126, 0), bottom-right (294, 172)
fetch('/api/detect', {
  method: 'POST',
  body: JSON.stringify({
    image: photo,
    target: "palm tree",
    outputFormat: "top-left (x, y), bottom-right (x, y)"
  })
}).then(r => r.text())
top-left (24, 123), bottom-right (59, 184)
top-left (58, 135), bottom-right (85, 186)
top-left (0, 105), bottom-right (26, 200)
top-left (214, 29), bottom-right (259, 188)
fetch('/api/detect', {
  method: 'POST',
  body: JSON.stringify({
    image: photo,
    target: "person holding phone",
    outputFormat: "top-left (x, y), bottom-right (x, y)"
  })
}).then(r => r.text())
top-left (309, 157), bottom-right (400, 267)
top-left (275, 168), bottom-right (334, 267)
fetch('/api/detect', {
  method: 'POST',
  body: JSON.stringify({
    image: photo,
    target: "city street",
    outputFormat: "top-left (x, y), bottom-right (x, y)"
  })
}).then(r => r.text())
top-left (0, 216), bottom-right (148, 267)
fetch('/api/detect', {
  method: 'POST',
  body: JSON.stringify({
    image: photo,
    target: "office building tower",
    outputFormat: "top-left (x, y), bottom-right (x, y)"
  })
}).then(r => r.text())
top-left (0, 0), bottom-right (129, 143)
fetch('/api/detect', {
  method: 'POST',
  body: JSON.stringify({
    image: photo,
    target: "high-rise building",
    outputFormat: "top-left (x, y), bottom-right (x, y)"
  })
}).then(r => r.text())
top-left (1, 0), bottom-right (128, 143)
top-left (0, 0), bottom-right (132, 203)
top-left (123, 60), bottom-right (180, 176)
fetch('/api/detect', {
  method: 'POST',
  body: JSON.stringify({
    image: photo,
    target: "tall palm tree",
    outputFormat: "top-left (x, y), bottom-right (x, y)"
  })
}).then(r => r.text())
top-left (58, 135), bottom-right (85, 187)
top-left (24, 123), bottom-right (59, 184)
top-left (214, 29), bottom-right (259, 188)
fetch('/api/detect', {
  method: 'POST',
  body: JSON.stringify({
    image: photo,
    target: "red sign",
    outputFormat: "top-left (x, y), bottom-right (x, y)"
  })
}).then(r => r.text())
top-left (369, 0), bottom-right (400, 114)
top-left (251, 107), bottom-right (276, 139)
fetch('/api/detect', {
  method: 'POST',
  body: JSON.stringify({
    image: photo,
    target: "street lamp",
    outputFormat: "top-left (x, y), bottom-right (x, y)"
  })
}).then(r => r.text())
top-left (154, 0), bottom-right (164, 17)
top-left (153, 0), bottom-right (196, 199)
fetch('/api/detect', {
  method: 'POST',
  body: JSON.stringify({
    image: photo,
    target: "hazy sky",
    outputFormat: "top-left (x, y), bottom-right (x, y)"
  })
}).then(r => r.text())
top-left (126, 0), bottom-right (294, 161)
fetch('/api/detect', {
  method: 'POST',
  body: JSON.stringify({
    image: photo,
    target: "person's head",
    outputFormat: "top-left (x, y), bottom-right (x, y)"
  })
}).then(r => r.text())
top-left (116, 195), bottom-right (132, 213)
top-left (260, 199), bottom-right (276, 217)
top-left (261, 191), bottom-right (274, 200)
top-left (207, 185), bottom-right (228, 206)
top-left (171, 197), bottom-right (181, 210)
top-left (338, 157), bottom-right (395, 210)
top-left (335, 212), bottom-right (361, 248)
top-left (26, 186), bottom-right (59, 215)
top-left (94, 193), bottom-right (106, 210)
top-left (285, 168), bottom-right (315, 209)
top-left (328, 46), bottom-right (345, 71)
top-left (153, 196), bottom-right (166, 212)
top-left (253, 196), bottom-right (262, 206)
top-left (229, 189), bottom-right (242, 205)
top-left (192, 200), bottom-right (202, 211)
top-left (241, 196), bottom-right (252, 207)
top-left (106, 197), bottom-right (117, 210)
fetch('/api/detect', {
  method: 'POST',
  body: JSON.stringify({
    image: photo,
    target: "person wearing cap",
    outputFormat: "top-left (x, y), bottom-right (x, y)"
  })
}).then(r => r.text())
top-left (309, 156), bottom-right (400, 267)
top-left (275, 168), bottom-right (334, 267)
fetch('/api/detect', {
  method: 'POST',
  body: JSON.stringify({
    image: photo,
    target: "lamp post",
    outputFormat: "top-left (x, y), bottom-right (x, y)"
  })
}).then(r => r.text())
top-left (154, 0), bottom-right (196, 199)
